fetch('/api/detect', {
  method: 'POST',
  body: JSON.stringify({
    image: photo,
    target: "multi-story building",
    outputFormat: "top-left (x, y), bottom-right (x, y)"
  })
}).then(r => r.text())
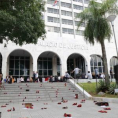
top-left (0, 0), bottom-right (118, 79)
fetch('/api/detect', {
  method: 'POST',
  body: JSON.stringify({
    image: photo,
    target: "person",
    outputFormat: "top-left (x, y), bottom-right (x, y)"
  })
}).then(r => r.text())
top-left (33, 71), bottom-right (35, 82)
top-left (110, 67), bottom-right (114, 82)
top-left (94, 67), bottom-right (99, 78)
top-left (64, 71), bottom-right (70, 82)
top-left (100, 73), bottom-right (105, 80)
top-left (35, 71), bottom-right (38, 82)
top-left (87, 71), bottom-right (92, 82)
top-left (20, 77), bottom-right (24, 83)
top-left (71, 66), bottom-right (81, 79)
top-left (27, 77), bottom-right (30, 82)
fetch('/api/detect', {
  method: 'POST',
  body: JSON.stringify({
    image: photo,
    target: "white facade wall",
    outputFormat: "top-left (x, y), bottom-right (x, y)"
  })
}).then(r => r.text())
top-left (0, 0), bottom-right (118, 78)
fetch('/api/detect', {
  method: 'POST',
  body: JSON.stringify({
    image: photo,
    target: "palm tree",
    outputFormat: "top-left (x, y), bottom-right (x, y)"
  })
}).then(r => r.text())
top-left (77, 0), bottom-right (118, 85)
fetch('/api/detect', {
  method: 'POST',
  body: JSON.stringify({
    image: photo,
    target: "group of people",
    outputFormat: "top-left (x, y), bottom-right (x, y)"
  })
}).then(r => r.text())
top-left (0, 67), bottom-right (115, 84)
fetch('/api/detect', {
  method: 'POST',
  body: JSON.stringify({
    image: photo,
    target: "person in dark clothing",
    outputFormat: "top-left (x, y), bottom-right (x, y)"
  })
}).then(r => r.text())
top-left (33, 71), bottom-right (35, 82)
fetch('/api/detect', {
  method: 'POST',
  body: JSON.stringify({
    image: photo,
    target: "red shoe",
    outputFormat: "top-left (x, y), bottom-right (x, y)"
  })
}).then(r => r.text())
top-left (58, 102), bottom-right (61, 104)
top-left (77, 104), bottom-right (82, 107)
top-left (64, 113), bottom-right (67, 117)
top-left (7, 109), bottom-right (11, 112)
top-left (73, 103), bottom-right (77, 105)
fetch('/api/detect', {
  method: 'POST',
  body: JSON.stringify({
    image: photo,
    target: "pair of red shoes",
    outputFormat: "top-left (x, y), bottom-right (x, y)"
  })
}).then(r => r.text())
top-left (81, 99), bottom-right (85, 103)
top-left (64, 113), bottom-right (71, 117)
top-left (98, 110), bottom-right (107, 113)
top-left (104, 108), bottom-right (111, 110)
top-left (73, 103), bottom-right (77, 105)
top-left (1, 105), bottom-right (6, 107)
top-left (58, 102), bottom-right (61, 104)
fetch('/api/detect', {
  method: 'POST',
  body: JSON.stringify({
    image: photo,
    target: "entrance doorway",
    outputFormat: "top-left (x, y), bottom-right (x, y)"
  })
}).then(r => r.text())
top-left (67, 53), bottom-right (86, 78)
top-left (37, 51), bottom-right (61, 77)
top-left (8, 49), bottom-right (32, 80)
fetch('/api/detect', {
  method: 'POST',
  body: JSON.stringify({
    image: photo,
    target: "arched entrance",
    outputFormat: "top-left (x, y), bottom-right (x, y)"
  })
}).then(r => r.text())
top-left (90, 55), bottom-right (103, 77)
top-left (8, 49), bottom-right (33, 79)
top-left (0, 53), bottom-right (2, 74)
top-left (37, 51), bottom-right (61, 77)
top-left (67, 53), bottom-right (86, 77)
top-left (110, 56), bottom-right (118, 72)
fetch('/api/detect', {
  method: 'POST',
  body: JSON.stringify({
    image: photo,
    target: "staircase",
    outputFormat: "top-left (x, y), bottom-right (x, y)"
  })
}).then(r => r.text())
top-left (0, 82), bottom-right (83, 103)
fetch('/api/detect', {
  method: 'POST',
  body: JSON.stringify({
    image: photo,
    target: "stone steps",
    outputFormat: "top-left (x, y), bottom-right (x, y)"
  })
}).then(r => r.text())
top-left (0, 82), bottom-right (83, 103)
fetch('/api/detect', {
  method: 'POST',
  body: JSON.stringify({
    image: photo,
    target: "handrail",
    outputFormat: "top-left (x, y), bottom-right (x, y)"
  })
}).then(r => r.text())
top-left (69, 76), bottom-right (85, 98)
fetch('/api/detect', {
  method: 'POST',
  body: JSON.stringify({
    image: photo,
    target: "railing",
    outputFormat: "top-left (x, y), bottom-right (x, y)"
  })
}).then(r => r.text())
top-left (69, 75), bottom-right (85, 98)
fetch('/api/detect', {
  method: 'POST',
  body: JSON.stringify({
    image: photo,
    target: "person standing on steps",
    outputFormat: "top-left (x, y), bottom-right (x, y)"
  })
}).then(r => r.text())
top-left (71, 66), bottom-right (81, 83)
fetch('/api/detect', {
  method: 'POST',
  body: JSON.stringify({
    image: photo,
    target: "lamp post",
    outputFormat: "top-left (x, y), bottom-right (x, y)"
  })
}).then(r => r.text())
top-left (107, 14), bottom-right (118, 57)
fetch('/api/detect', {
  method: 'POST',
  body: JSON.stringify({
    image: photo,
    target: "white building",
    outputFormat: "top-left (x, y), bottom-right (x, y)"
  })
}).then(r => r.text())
top-left (0, 0), bottom-right (118, 79)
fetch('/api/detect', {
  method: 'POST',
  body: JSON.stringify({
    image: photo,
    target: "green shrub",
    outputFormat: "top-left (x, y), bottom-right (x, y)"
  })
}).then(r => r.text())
top-left (108, 83), bottom-right (117, 94)
top-left (96, 80), bottom-right (109, 93)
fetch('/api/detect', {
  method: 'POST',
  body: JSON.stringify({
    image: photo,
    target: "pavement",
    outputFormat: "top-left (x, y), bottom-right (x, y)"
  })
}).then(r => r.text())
top-left (0, 99), bottom-right (118, 118)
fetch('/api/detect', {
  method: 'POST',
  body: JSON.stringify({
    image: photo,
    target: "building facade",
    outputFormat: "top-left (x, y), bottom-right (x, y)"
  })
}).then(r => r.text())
top-left (0, 0), bottom-right (118, 79)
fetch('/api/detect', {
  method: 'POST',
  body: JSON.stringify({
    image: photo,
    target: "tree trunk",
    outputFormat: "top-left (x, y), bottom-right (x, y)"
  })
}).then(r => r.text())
top-left (100, 41), bottom-right (110, 85)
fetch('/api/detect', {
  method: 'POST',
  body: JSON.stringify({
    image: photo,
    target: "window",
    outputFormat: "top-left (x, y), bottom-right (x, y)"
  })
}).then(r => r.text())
top-left (37, 57), bottom-right (52, 77)
top-left (110, 57), bottom-right (118, 72)
top-left (76, 30), bottom-right (84, 35)
top-left (61, 2), bottom-right (71, 8)
top-left (62, 28), bottom-right (74, 34)
top-left (75, 21), bottom-right (85, 27)
top-left (47, 16), bottom-right (59, 23)
top-left (61, 10), bottom-right (72, 17)
top-left (47, 0), bottom-right (59, 6)
top-left (90, 55), bottom-right (103, 74)
top-left (47, 26), bottom-right (60, 33)
top-left (9, 56), bottom-right (30, 77)
top-left (47, 8), bottom-right (59, 14)
top-left (73, 0), bottom-right (83, 3)
top-left (84, 0), bottom-right (90, 4)
top-left (73, 5), bottom-right (83, 10)
top-left (62, 19), bottom-right (73, 25)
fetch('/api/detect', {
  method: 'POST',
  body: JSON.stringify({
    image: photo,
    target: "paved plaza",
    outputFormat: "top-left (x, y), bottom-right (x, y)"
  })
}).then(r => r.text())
top-left (0, 99), bottom-right (118, 118)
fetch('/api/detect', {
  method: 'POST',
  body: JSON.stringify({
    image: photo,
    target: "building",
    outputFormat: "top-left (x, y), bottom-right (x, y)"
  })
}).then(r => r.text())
top-left (0, 0), bottom-right (118, 79)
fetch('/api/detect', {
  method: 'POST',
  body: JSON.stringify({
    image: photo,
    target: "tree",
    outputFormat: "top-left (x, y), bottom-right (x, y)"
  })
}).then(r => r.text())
top-left (77, 0), bottom-right (118, 85)
top-left (0, 0), bottom-right (45, 45)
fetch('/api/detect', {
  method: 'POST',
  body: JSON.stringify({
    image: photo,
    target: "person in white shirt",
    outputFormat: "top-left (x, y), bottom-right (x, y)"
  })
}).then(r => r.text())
top-left (20, 77), bottom-right (24, 83)
top-left (64, 71), bottom-right (70, 82)
top-left (71, 66), bottom-right (81, 79)
top-left (100, 73), bottom-right (105, 79)
top-left (35, 72), bottom-right (38, 82)
top-left (87, 71), bottom-right (92, 82)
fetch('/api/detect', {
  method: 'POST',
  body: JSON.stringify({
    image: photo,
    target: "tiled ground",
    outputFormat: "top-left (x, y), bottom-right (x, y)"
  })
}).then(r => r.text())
top-left (0, 99), bottom-right (118, 118)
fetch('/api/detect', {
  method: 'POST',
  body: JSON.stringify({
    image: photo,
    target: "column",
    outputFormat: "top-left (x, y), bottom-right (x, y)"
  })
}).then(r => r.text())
top-left (60, 60), bottom-right (67, 76)
top-left (32, 55), bottom-right (38, 74)
top-left (30, 56), bottom-right (33, 78)
top-left (53, 57), bottom-right (57, 75)
top-left (2, 55), bottom-right (7, 79)
top-left (86, 56), bottom-right (91, 74)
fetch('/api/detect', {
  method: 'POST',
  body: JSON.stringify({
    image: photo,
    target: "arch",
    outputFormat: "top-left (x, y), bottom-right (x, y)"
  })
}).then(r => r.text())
top-left (0, 53), bottom-right (2, 74)
top-left (37, 51), bottom-right (61, 77)
top-left (67, 53), bottom-right (87, 78)
top-left (7, 49), bottom-right (33, 80)
top-left (90, 54), bottom-right (103, 78)
top-left (8, 48), bottom-right (33, 58)
top-left (110, 56), bottom-right (118, 72)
